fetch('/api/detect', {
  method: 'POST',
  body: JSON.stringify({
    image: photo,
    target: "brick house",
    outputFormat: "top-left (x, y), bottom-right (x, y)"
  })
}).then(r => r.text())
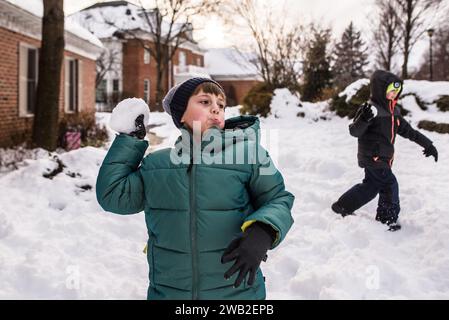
top-left (69, 1), bottom-right (208, 112)
top-left (205, 48), bottom-right (263, 106)
top-left (0, 0), bottom-right (103, 148)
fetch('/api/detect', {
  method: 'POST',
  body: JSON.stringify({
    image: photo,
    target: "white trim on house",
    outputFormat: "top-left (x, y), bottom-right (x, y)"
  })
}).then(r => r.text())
top-left (18, 42), bottom-right (38, 118)
top-left (144, 48), bottom-right (150, 64)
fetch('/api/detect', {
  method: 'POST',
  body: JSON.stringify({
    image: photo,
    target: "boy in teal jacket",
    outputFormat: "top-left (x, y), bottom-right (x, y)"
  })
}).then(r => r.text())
top-left (96, 78), bottom-right (295, 300)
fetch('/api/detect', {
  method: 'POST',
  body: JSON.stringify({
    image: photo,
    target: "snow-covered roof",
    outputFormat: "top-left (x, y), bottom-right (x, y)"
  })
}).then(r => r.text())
top-left (4, 0), bottom-right (103, 48)
top-left (68, 1), bottom-right (194, 44)
top-left (205, 48), bottom-right (261, 81)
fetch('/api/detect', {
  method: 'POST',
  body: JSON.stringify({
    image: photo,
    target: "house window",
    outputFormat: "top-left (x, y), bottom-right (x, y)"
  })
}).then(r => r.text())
top-left (96, 79), bottom-right (107, 103)
top-left (112, 79), bottom-right (121, 104)
top-left (179, 51), bottom-right (186, 67)
top-left (65, 58), bottom-right (82, 113)
top-left (143, 79), bottom-right (150, 103)
top-left (144, 49), bottom-right (150, 64)
top-left (112, 79), bottom-right (119, 93)
top-left (196, 57), bottom-right (201, 66)
top-left (19, 44), bottom-right (39, 116)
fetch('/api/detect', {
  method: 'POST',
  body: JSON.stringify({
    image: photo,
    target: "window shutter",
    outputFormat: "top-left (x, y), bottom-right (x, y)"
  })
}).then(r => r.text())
top-left (77, 60), bottom-right (83, 112)
top-left (18, 44), bottom-right (28, 117)
top-left (64, 58), bottom-right (70, 112)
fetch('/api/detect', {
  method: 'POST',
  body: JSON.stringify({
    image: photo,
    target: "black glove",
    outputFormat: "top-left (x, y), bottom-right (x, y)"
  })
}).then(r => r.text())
top-left (360, 103), bottom-right (375, 122)
top-left (221, 222), bottom-right (276, 288)
top-left (129, 114), bottom-right (146, 139)
top-left (423, 144), bottom-right (438, 162)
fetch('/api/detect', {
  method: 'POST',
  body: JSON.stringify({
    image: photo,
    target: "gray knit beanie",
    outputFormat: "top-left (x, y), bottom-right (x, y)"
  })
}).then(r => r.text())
top-left (162, 77), bottom-right (224, 128)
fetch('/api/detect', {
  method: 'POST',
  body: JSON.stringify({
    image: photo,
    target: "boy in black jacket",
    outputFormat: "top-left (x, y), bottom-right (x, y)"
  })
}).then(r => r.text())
top-left (332, 70), bottom-right (438, 230)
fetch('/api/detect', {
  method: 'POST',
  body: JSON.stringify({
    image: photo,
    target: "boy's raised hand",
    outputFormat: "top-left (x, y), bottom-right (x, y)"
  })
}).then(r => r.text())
top-left (423, 144), bottom-right (438, 162)
top-left (221, 222), bottom-right (276, 288)
top-left (129, 114), bottom-right (147, 140)
top-left (109, 98), bottom-right (150, 140)
top-left (360, 102), bottom-right (376, 122)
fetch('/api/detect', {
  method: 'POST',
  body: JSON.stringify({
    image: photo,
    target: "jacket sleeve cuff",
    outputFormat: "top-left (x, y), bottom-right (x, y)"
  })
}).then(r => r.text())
top-left (241, 220), bottom-right (280, 249)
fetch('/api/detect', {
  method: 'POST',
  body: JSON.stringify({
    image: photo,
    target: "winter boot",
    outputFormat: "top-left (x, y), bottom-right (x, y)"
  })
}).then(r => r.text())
top-left (332, 202), bottom-right (354, 217)
top-left (376, 203), bottom-right (401, 231)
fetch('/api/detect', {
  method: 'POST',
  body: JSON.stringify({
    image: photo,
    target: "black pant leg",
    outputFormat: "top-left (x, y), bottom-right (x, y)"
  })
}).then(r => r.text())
top-left (337, 169), bottom-right (380, 213)
top-left (376, 169), bottom-right (400, 223)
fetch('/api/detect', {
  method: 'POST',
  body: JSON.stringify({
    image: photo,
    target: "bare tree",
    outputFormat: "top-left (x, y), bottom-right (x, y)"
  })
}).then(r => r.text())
top-left (32, 0), bottom-right (65, 151)
top-left (95, 48), bottom-right (121, 88)
top-left (394, 0), bottom-right (442, 78)
top-left (270, 24), bottom-right (303, 90)
top-left (228, 0), bottom-right (272, 85)
top-left (415, 23), bottom-right (449, 80)
top-left (105, 0), bottom-right (219, 110)
top-left (372, 0), bottom-right (402, 71)
top-left (228, 0), bottom-right (303, 90)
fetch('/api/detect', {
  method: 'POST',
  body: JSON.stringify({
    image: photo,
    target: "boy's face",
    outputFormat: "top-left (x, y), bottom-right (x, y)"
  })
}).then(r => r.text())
top-left (181, 90), bottom-right (226, 133)
top-left (386, 81), bottom-right (401, 101)
top-left (386, 90), bottom-right (399, 101)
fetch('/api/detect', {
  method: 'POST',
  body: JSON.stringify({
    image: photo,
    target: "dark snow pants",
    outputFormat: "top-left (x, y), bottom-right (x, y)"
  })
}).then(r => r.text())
top-left (337, 167), bottom-right (400, 223)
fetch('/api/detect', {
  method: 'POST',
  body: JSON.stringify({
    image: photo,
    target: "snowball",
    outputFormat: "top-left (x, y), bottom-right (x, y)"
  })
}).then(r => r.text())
top-left (370, 105), bottom-right (378, 118)
top-left (109, 98), bottom-right (150, 134)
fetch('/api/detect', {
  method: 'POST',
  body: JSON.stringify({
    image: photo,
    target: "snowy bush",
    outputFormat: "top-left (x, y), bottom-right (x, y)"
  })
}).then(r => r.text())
top-left (0, 146), bottom-right (49, 177)
top-left (330, 83), bottom-right (370, 119)
top-left (418, 120), bottom-right (449, 134)
top-left (59, 112), bottom-right (109, 149)
top-left (241, 83), bottom-right (274, 117)
top-left (269, 88), bottom-right (302, 119)
top-left (436, 96), bottom-right (449, 112)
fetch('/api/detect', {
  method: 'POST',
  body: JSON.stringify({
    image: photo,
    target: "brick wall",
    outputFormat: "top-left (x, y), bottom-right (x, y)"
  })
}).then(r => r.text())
top-left (216, 80), bottom-right (261, 106)
top-left (122, 40), bottom-right (204, 112)
top-left (0, 27), bottom-right (97, 148)
top-left (122, 39), bottom-right (169, 112)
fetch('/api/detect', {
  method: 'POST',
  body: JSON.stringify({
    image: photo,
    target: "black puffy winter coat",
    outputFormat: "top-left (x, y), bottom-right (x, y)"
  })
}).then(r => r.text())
top-left (349, 70), bottom-right (433, 169)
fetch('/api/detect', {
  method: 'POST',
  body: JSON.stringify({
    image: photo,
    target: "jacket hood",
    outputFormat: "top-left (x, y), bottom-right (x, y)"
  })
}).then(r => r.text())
top-left (174, 115), bottom-right (261, 158)
top-left (370, 70), bottom-right (403, 109)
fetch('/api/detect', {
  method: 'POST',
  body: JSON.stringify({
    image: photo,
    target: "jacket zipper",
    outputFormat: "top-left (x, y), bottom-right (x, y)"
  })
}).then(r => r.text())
top-left (389, 100), bottom-right (395, 144)
top-left (389, 100), bottom-right (397, 167)
top-left (188, 151), bottom-right (199, 300)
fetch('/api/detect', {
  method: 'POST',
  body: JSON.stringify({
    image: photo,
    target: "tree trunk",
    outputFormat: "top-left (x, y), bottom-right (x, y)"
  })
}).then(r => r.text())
top-left (401, 0), bottom-right (413, 79)
top-left (402, 46), bottom-right (409, 79)
top-left (32, 0), bottom-right (65, 151)
top-left (155, 67), bottom-right (164, 112)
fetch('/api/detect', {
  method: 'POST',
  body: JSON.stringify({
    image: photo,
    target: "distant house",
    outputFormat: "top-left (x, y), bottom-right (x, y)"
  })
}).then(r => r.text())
top-left (69, 0), bottom-right (208, 112)
top-left (205, 48), bottom-right (263, 106)
top-left (0, 0), bottom-right (103, 148)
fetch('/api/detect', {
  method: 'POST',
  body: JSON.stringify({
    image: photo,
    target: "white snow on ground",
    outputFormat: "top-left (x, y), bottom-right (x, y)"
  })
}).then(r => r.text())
top-left (261, 116), bottom-right (449, 300)
top-left (1, 81), bottom-right (449, 299)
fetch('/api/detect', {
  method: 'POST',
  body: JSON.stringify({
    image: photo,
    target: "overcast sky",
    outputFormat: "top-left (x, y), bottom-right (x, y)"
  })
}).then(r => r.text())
top-left (65, 0), bottom-right (447, 71)
top-left (65, 0), bottom-right (377, 42)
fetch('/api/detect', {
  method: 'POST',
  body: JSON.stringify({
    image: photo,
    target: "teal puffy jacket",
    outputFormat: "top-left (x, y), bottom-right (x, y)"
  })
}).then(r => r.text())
top-left (96, 115), bottom-right (295, 300)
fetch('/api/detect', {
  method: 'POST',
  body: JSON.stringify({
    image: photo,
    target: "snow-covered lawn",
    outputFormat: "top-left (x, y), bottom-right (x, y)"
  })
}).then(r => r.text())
top-left (262, 116), bottom-right (449, 299)
top-left (1, 89), bottom-right (448, 299)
